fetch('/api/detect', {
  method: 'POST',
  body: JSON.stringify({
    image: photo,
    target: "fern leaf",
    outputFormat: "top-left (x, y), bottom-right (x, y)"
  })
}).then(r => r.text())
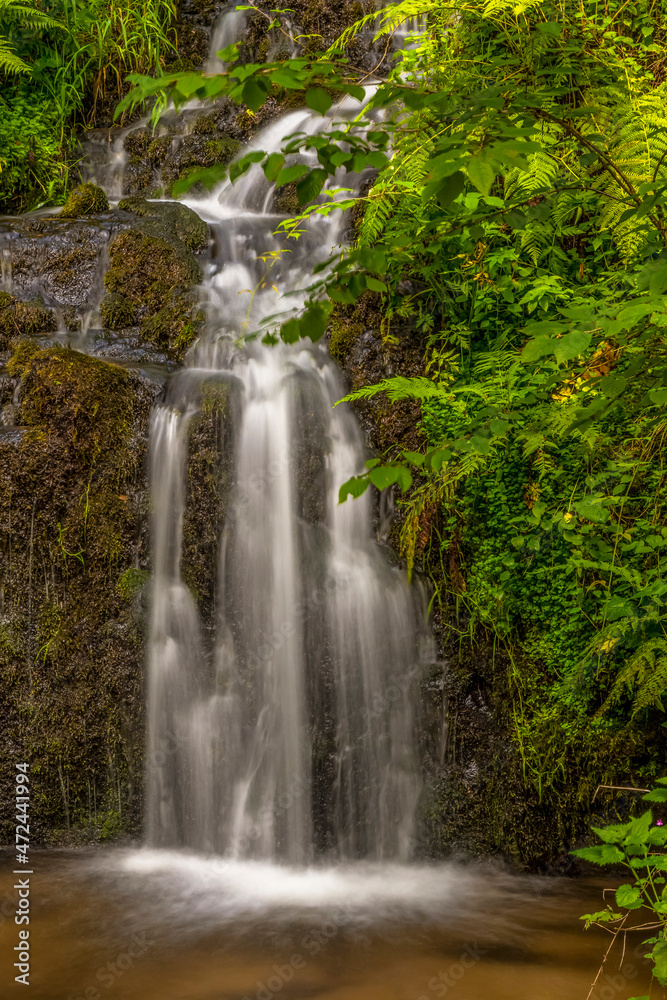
top-left (336, 376), bottom-right (444, 406)
top-left (0, 37), bottom-right (29, 74)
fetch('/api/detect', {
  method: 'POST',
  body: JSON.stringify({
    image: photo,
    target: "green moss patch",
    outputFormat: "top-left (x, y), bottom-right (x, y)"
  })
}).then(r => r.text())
top-left (104, 226), bottom-right (203, 356)
top-left (0, 343), bottom-right (155, 845)
top-left (0, 293), bottom-right (57, 350)
top-left (60, 183), bottom-right (109, 218)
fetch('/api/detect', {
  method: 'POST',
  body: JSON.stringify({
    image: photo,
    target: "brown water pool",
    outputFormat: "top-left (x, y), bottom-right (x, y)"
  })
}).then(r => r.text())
top-left (0, 849), bottom-right (661, 1000)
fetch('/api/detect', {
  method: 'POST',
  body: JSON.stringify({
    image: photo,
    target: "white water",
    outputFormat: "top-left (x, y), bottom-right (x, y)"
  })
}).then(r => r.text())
top-left (144, 82), bottom-right (432, 864)
top-left (205, 6), bottom-right (247, 74)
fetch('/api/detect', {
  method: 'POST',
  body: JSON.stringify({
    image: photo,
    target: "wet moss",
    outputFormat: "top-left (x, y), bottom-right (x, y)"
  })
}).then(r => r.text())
top-left (0, 344), bottom-right (157, 845)
top-left (0, 293), bottom-right (57, 349)
top-left (104, 227), bottom-right (203, 357)
top-left (328, 305), bottom-right (363, 365)
top-left (205, 135), bottom-right (242, 164)
top-left (117, 196), bottom-right (209, 253)
top-left (100, 292), bottom-right (136, 331)
top-left (181, 378), bottom-right (235, 625)
top-left (146, 135), bottom-right (172, 165)
top-left (193, 113), bottom-right (218, 136)
top-left (123, 129), bottom-right (152, 158)
top-left (60, 183), bottom-right (109, 218)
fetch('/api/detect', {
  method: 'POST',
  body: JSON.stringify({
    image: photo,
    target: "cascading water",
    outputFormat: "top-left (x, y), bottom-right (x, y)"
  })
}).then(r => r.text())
top-left (144, 91), bottom-right (432, 865)
top-left (142, 90), bottom-right (434, 863)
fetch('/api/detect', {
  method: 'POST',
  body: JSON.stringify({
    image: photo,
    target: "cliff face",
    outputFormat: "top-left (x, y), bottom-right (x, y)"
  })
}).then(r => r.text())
top-left (0, 345), bottom-right (156, 844)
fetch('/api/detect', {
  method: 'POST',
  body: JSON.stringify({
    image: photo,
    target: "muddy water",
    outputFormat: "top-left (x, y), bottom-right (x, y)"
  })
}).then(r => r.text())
top-left (0, 850), bottom-right (660, 1000)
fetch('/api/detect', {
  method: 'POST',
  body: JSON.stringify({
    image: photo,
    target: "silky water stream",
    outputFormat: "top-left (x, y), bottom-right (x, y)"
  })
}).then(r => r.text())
top-left (0, 27), bottom-right (653, 1000)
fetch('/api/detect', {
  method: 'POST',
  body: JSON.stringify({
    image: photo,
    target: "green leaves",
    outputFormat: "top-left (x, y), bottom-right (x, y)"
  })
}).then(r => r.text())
top-left (616, 884), bottom-right (643, 909)
top-left (368, 465), bottom-right (412, 491)
top-left (338, 475), bottom-right (370, 503)
top-left (280, 300), bottom-right (332, 344)
top-left (521, 330), bottom-right (592, 364)
top-left (338, 465), bottom-right (412, 503)
top-left (467, 155), bottom-right (495, 196)
top-left (296, 168), bottom-right (328, 205)
top-left (571, 844), bottom-right (625, 864)
top-left (276, 163), bottom-right (308, 187)
top-left (305, 87), bottom-right (333, 114)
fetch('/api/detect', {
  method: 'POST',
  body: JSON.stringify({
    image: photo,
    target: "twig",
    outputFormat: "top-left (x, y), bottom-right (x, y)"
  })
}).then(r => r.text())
top-left (592, 784), bottom-right (650, 801)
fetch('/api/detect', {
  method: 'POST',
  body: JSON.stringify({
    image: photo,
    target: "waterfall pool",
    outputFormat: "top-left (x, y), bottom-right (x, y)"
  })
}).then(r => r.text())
top-left (0, 850), bottom-right (651, 1000)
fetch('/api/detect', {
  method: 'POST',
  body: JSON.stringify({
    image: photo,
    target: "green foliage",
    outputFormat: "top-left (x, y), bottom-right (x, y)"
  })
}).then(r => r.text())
top-left (573, 783), bottom-right (667, 996)
top-left (0, 0), bottom-right (176, 211)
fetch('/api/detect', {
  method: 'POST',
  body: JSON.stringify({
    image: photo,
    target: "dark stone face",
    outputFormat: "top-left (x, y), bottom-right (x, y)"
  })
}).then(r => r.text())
top-left (0, 344), bottom-right (161, 845)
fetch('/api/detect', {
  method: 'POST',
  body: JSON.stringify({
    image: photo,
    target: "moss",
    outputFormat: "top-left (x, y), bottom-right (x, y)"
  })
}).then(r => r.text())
top-left (146, 135), bottom-right (172, 165)
top-left (104, 227), bottom-right (203, 357)
top-left (124, 129), bottom-right (152, 158)
top-left (180, 378), bottom-right (234, 624)
top-left (205, 135), bottom-right (242, 164)
top-left (193, 113), bottom-right (218, 135)
top-left (117, 196), bottom-right (209, 253)
top-left (18, 347), bottom-right (133, 465)
top-left (274, 182), bottom-right (300, 215)
top-left (0, 343), bottom-right (154, 845)
top-left (0, 294), bottom-right (57, 349)
top-left (117, 567), bottom-right (150, 601)
top-left (139, 296), bottom-right (203, 352)
top-left (328, 307), bottom-right (363, 365)
top-left (60, 183), bottom-right (109, 218)
top-left (5, 338), bottom-right (41, 376)
top-left (100, 293), bottom-right (136, 331)
top-left (99, 809), bottom-right (124, 840)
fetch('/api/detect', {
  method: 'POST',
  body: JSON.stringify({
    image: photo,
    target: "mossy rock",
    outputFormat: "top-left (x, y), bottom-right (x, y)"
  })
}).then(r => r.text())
top-left (146, 136), bottom-right (172, 165)
top-left (117, 567), bottom-right (150, 601)
top-left (328, 312), bottom-right (363, 365)
top-left (205, 135), bottom-right (241, 164)
top-left (16, 346), bottom-right (134, 465)
top-left (140, 295), bottom-right (204, 353)
top-left (104, 228), bottom-right (199, 308)
top-left (0, 341), bottom-right (156, 846)
top-left (60, 183), bottom-right (109, 218)
top-left (273, 182), bottom-right (300, 216)
top-left (0, 292), bottom-right (57, 349)
top-left (117, 196), bottom-right (209, 253)
top-left (104, 226), bottom-right (203, 356)
top-left (100, 293), bottom-right (136, 331)
top-left (193, 113), bottom-right (218, 136)
top-left (123, 129), bottom-right (152, 158)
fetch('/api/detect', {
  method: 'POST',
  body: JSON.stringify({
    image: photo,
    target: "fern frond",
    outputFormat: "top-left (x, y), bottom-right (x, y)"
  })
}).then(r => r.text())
top-left (586, 86), bottom-right (667, 259)
top-left (0, 36), bottom-right (29, 73)
top-left (336, 376), bottom-right (443, 406)
top-left (606, 638), bottom-right (667, 716)
top-left (0, 2), bottom-right (64, 29)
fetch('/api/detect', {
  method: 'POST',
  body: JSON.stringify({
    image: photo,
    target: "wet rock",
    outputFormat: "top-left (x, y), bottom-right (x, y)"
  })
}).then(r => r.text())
top-left (103, 226), bottom-right (204, 357)
top-left (0, 216), bottom-right (113, 311)
top-left (122, 159), bottom-right (157, 196)
top-left (0, 292), bottom-right (57, 349)
top-left (0, 343), bottom-right (160, 844)
top-left (116, 196), bottom-right (209, 253)
top-left (60, 183), bottom-right (109, 218)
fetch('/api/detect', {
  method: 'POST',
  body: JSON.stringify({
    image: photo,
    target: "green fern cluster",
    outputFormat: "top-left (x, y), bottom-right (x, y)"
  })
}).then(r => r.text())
top-left (0, 0), bottom-right (64, 74)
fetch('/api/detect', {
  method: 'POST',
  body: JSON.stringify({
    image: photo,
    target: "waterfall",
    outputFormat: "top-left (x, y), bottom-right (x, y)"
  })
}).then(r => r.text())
top-left (142, 54), bottom-right (430, 867)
